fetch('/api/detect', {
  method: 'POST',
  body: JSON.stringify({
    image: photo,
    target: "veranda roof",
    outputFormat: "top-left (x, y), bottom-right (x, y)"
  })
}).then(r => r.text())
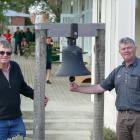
top-left (3, 10), bottom-right (30, 17)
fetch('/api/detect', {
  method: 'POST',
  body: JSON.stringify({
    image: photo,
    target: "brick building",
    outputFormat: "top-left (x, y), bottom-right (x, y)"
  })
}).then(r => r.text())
top-left (4, 10), bottom-right (30, 26)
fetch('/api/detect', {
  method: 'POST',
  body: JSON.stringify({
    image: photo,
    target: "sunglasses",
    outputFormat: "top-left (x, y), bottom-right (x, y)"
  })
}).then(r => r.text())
top-left (0, 51), bottom-right (12, 56)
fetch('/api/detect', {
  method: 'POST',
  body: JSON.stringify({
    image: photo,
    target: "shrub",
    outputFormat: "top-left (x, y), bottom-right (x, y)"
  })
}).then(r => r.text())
top-left (22, 42), bottom-right (35, 57)
top-left (104, 127), bottom-right (117, 140)
top-left (22, 42), bottom-right (60, 61)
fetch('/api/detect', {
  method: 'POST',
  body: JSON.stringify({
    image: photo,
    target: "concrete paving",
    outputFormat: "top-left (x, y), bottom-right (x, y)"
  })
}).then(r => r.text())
top-left (12, 55), bottom-right (93, 112)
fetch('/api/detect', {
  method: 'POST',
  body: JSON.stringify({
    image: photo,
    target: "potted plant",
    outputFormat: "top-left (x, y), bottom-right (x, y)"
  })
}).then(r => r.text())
top-left (28, 1), bottom-right (56, 24)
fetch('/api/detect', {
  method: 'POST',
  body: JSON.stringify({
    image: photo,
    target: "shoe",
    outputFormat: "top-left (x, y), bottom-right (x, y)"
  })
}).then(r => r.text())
top-left (46, 80), bottom-right (52, 84)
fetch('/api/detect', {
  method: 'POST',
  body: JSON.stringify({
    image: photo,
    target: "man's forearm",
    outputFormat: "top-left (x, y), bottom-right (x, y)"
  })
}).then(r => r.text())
top-left (76, 84), bottom-right (106, 94)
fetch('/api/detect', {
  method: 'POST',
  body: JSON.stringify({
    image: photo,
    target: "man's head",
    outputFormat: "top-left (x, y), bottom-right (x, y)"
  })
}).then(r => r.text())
top-left (119, 37), bottom-right (136, 64)
top-left (16, 27), bottom-right (20, 32)
top-left (0, 40), bottom-right (12, 65)
top-left (5, 29), bottom-right (10, 34)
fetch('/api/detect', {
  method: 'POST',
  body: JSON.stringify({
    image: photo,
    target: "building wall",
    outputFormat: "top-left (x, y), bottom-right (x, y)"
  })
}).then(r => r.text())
top-left (98, 0), bottom-right (136, 131)
top-left (11, 17), bottom-right (25, 26)
top-left (61, 0), bottom-right (93, 66)
top-left (61, 0), bottom-right (136, 131)
top-left (88, 0), bottom-right (136, 131)
top-left (135, 1), bottom-right (140, 57)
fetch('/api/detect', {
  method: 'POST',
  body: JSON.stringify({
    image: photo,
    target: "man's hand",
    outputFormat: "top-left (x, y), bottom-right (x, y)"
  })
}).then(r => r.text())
top-left (44, 96), bottom-right (48, 106)
top-left (69, 82), bottom-right (79, 92)
top-left (70, 83), bottom-right (106, 94)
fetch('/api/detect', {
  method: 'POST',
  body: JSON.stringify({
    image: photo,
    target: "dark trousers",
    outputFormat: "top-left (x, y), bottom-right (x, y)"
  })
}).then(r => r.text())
top-left (117, 111), bottom-right (140, 140)
top-left (14, 41), bottom-right (22, 55)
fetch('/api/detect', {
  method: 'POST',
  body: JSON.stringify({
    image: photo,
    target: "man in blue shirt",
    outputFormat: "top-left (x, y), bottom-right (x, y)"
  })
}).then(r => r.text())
top-left (70, 37), bottom-right (140, 140)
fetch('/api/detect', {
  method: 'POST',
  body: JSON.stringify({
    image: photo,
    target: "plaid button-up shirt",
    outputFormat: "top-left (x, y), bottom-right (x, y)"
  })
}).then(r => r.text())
top-left (100, 57), bottom-right (140, 111)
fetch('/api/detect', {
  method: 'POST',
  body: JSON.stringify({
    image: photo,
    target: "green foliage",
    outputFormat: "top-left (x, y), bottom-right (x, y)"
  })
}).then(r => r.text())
top-left (48, 0), bottom-right (62, 22)
top-left (22, 42), bottom-right (60, 61)
top-left (21, 42), bottom-right (35, 58)
top-left (0, 0), bottom-right (61, 23)
top-left (0, 0), bottom-right (11, 20)
top-left (104, 127), bottom-right (117, 140)
top-left (0, 0), bottom-right (36, 14)
top-left (6, 0), bottom-right (35, 12)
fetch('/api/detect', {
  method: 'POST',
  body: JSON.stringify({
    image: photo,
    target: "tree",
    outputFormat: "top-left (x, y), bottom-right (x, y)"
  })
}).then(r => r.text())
top-left (0, 0), bottom-right (62, 23)
top-left (0, 0), bottom-right (11, 19)
top-left (48, 0), bottom-right (62, 22)
top-left (0, 0), bottom-right (12, 34)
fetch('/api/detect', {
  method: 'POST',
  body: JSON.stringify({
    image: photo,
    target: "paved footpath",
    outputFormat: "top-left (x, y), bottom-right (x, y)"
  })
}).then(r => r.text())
top-left (12, 55), bottom-right (93, 112)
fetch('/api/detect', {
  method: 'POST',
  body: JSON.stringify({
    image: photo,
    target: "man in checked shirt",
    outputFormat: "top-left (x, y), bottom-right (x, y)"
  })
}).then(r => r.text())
top-left (70, 37), bottom-right (140, 140)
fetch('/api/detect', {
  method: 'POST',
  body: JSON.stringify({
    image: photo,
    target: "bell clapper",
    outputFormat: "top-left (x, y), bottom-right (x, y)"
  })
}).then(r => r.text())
top-left (69, 76), bottom-right (75, 82)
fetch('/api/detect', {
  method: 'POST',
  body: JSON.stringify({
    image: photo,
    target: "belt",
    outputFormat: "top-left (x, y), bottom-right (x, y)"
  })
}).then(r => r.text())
top-left (119, 110), bottom-right (140, 114)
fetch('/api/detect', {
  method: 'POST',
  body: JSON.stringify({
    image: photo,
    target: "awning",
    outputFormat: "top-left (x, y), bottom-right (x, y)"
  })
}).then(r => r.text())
top-left (3, 10), bottom-right (30, 17)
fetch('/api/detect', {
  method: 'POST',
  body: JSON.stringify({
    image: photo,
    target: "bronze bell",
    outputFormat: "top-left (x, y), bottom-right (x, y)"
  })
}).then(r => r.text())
top-left (56, 42), bottom-right (91, 77)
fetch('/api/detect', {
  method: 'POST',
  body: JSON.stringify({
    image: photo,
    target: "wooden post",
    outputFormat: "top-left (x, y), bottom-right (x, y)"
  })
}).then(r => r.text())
top-left (92, 29), bottom-right (105, 140)
top-left (33, 23), bottom-right (105, 140)
top-left (33, 29), bottom-right (46, 140)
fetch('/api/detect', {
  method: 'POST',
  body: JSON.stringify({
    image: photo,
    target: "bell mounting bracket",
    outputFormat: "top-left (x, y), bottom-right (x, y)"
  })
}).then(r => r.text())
top-left (35, 23), bottom-right (105, 37)
top-left (35, 23), bottom-right (105, 82)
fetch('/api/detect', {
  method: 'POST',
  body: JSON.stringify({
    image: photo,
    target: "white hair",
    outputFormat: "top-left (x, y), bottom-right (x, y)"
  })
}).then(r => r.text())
top-left (119, 37), bottom-right (135, 47)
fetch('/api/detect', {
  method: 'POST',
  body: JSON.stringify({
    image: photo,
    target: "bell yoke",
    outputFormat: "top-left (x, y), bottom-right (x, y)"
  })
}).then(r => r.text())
top-left (56, 23), bottom-right (90, 82)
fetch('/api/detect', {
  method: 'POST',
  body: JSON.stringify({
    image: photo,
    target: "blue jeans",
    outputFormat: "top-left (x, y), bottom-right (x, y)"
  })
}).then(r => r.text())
top-left (0, 117), bottom-right (26, 140)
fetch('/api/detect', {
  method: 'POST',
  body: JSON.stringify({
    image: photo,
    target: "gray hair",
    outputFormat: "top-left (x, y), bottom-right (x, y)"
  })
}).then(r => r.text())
top-left (119, 37), bottom-right (135, 47)
top-left (0, 40), bottom-right (11, 48)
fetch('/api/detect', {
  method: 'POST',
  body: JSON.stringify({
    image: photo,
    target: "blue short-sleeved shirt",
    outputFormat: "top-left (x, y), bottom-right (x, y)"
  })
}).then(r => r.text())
top-left (100, 57), bottom-right (140, 111)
